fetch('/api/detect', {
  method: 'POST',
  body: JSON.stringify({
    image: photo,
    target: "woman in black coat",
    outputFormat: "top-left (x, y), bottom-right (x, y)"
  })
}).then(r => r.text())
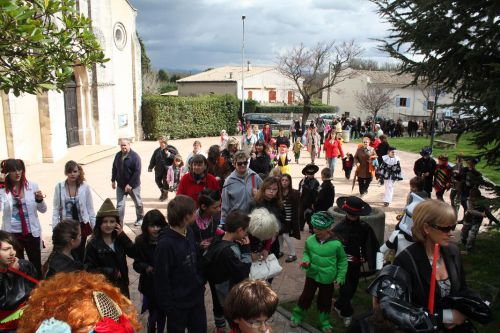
top-left (84, 199), bottom-right (136, 298)
top-left (279, 174), bottom-right (300, 262)
top-left (394, 200), bottom-right (480, 332)
top-left (249, 140), bottom-right (272, 177)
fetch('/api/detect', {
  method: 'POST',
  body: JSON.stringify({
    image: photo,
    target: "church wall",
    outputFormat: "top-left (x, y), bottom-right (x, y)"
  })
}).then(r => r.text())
top-left (6, 93), bottom-right (43, 163)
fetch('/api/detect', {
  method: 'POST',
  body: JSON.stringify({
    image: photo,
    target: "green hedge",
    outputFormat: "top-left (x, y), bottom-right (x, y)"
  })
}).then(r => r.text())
top-left (142, 94), bottom-right (239, 140)
top-left (250, 105), bottom-right (339, 114)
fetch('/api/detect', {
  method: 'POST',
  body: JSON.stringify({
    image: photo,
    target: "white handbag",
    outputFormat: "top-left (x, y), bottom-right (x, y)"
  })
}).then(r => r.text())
top-left (249, 254), bottom-right (283, 280)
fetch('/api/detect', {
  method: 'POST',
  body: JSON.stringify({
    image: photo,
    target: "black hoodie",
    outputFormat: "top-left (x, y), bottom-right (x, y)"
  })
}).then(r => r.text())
top-left (154, 226), bottom-right (205, 312)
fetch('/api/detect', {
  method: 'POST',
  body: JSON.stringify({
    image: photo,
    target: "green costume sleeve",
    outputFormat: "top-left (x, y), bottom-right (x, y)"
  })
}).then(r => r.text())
top-left (335, 243), bottom-right (348, 284)
top-left (301, 239), bottom-right (311, 270)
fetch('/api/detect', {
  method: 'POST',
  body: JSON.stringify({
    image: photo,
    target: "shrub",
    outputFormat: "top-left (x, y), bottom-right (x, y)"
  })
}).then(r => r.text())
top-left (142, 94), bottom-right (239, 140)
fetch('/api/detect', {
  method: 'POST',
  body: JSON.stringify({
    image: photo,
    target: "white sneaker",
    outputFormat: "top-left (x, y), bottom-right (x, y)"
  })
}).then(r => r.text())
top-left (134, 219), bottom-right (143, 226)
top-left (343, 316), bottom-right (352, 327)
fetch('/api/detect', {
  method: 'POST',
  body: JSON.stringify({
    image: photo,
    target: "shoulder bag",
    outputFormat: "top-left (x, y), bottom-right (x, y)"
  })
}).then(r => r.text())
top-left (249, 254), bottom-right (282, 280)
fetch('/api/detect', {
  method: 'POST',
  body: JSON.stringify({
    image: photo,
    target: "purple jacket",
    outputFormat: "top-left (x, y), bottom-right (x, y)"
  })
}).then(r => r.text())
top-left (111, 149), bottom-right (142, 189)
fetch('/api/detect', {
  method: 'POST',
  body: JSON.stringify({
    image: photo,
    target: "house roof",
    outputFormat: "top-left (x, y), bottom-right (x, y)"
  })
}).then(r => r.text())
top-left (177, 65), bottom-right (275, 83)
top-left (354, 69), bottom-right (416, 86)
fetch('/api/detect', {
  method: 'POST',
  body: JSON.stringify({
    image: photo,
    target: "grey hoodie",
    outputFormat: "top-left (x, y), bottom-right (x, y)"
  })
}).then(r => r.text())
top-left (221, 169), bottom-right (262, 220)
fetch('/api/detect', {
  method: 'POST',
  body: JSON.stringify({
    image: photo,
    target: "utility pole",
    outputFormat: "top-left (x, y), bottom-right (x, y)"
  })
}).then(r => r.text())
top-left (241, 15), bottom-right (246, 118)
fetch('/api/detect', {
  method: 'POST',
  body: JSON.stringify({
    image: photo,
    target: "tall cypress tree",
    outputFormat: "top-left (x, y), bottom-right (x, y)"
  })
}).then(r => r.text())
top-left (372, 0), bottom-right (499, 170)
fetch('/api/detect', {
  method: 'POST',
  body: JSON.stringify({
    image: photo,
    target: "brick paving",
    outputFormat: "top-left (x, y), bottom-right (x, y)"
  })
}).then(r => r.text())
top-left (27, 136), bottom-right (466, 332)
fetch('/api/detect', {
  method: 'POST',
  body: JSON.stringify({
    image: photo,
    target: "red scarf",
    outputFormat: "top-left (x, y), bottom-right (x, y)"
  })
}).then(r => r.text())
top-left (11, 187), bottom-right (29, 236)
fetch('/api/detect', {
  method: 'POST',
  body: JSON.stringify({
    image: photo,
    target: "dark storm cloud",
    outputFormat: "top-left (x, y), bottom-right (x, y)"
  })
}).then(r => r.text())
top-left (129, 0), bottom-right (391, 70)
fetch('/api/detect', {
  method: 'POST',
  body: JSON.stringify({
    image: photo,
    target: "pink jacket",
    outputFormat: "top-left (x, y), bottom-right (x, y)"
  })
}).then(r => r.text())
top-left (166, 166), bottom-right (186, 187)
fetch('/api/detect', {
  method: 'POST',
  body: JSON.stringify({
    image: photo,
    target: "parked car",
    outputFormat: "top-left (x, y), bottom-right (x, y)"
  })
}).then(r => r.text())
top-left (318, 113), bottom-right (339, 122)
top-left (244, 113), bottom-right (280, 125)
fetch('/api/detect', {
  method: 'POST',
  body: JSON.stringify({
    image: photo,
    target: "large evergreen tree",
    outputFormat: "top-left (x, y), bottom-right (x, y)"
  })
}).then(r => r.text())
top-left (372, 0), bottom-right (499, 169)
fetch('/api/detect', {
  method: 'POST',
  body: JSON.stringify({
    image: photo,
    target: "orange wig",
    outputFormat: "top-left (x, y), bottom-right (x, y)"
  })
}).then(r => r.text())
top-left (17, 271), bottom-right (140, 333)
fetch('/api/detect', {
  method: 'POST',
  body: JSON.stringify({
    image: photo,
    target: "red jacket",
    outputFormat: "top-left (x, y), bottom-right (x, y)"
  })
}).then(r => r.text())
top-left (324, 139), bottom-right (344, 158)
top-left (176, 172), bottom-right (221, 205)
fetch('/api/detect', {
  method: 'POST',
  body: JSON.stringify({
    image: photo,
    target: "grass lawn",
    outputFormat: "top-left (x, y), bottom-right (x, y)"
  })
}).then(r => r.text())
top-left (387, 133), bottom-right (499, 184)
top-left (281, 229), bottom-right (500, 332)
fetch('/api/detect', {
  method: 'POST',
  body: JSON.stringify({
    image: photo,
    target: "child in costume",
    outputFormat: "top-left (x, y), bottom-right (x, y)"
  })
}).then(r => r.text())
top-left (342, 153), bottom-right (354, 179)
top-left (461, 188), bottom-right (499, 254)
top-left (84, 198), bottom-right (136, 298)
top-left (292, 139), bottom-right (303, 164)
top-left (333, 196), bottom-right (379, 327)
top-left (0, 231), bottom-right (38, 331)
top-left (433, 155), bottom-right (452, 201)
top-left (298, 164), bottom-right (320, 233)
top-left (274, 144), bottom-right (291, 175)
top-left (17, 271), bottom-right (140, 333)
top-left (133, 209), bottom-right (168, 333)
top-left (290, 212), bottom-right (348, 333)
top-left (378, 147), bottom-right (403, 207)
top-left (314, 168), bottom-right (335, 212)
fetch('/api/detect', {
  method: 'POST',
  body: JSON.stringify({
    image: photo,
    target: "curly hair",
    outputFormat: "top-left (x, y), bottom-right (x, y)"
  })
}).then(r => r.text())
top-left (17, 271), bottom-right (140, 333)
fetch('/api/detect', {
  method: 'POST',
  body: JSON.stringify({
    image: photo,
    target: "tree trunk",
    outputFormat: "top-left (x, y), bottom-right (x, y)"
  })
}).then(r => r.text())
top-left (302, 101), bottom-right (312, 125)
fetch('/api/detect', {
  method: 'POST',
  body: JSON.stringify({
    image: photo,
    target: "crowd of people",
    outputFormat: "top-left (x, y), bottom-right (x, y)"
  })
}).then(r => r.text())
top-left (0, 118), bottom-right (497, 333)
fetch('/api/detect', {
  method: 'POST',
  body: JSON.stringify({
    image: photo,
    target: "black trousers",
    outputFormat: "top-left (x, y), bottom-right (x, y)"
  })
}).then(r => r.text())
top-left (208, 282), bottom-right (225, 328)
top-left (13, 233), bottom-right (41, 278)
top-left (154, 171), bottom-right (169, 192)
top-left (166, 302), bottom-right (207, 333)
top-left (298, 277), bottom-right (334, 313)
top-left (358, 177), bottom-right (372, 195)
top-left (334, 262), bottom-right (361, 317)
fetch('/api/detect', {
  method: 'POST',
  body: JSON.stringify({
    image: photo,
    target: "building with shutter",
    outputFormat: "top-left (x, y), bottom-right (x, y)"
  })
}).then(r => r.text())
top-left (0, 0), bottom-right (142, 163)
top-left (177, 65), bottom-right (300, 105)
top-left (322, 69), bottom-right (454, 120)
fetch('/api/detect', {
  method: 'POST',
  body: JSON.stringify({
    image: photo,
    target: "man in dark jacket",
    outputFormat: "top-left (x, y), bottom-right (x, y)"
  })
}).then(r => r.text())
top-left (148, 136), bottom-right (177, 201)
top-left (413, 146), bottom-right (437, 198)
top-left (111, 138), bottom-right (143, 226)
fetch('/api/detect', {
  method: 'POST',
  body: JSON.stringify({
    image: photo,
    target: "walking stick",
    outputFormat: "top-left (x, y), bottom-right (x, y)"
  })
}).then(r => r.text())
top-left (428, 243), bottom-right (440, 315)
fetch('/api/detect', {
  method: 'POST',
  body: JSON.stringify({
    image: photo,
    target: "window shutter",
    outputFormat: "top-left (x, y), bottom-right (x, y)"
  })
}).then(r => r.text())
top-left (395, 97), bottom-right (400, 106)
top-left (406, 98), bottom-right (411, 107)
top-left (423, 100), bottom-right (427, 110)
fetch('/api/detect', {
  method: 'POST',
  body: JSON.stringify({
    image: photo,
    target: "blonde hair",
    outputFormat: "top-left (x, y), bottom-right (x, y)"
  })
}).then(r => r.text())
top-left (411, 199), bottom-right (456, 243)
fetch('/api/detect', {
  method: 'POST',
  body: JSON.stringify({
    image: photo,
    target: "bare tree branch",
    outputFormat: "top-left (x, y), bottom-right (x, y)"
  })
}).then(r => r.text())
top-left (355, 85), bottom-right (394, 118)
top-left (277, 40), bottom-right (362, 122)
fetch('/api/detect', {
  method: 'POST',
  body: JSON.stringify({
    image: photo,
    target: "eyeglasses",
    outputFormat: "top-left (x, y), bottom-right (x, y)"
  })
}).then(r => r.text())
top-left (428, 223), bottom-right (456, 233)
top-left (236, 161), bottom-right (248, 166)
top-left (242, 318), bottom-right (272, 329)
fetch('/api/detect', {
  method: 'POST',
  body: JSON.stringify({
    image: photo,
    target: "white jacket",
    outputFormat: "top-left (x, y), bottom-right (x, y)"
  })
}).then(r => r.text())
top-left (0, 181), bottom-right (47, 237)
top-left (52, 181), bottom-right (96, 228)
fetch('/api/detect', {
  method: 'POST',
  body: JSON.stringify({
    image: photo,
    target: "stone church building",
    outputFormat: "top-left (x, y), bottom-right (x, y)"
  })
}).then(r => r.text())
top-left (0, 0), bottom-right (142, 163)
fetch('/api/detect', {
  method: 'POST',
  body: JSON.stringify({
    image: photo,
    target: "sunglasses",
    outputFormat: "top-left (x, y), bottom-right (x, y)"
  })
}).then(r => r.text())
top-left (236, 160), bottom-right (248, 166)
top-left (428, 223), bottom-right (456, 233)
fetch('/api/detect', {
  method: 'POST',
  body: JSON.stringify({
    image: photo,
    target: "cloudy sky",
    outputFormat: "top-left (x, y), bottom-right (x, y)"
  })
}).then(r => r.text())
top-left (129, 0), bottom-right (392, 71)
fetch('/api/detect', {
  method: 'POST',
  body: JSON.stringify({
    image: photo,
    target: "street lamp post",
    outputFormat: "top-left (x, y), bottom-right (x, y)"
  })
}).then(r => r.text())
top-left (241, 15), bottom-right (246, 118)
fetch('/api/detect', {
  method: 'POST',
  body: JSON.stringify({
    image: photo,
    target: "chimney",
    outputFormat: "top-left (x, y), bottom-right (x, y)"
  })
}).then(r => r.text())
top-left (229, 72), bottom-right (233, 79)
top-left (247, 61), bottom-right (251, 71)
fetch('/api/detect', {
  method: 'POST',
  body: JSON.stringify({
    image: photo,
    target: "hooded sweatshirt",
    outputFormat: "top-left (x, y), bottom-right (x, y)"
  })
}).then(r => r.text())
top-left (221, 169), bottom-right (262, 220)
top-left (154, 227), bottom-right (205, 311)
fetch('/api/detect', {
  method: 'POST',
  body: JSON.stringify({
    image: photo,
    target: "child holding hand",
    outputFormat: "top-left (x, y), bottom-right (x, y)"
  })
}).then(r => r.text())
top-left (291, 212), bottom-right (348, 333)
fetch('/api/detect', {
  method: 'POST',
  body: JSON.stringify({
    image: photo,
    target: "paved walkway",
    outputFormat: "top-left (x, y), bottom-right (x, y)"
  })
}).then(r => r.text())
top-left (27, 136), bottom-right (455, 332)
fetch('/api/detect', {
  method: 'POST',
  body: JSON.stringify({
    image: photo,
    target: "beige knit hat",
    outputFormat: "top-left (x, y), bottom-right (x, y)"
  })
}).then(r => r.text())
top-left (96, 198), bottom-right (119, 219)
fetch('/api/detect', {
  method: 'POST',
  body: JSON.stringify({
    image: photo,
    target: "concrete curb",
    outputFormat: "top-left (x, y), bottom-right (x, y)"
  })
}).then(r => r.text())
top-left (276, 306), bottom-right (322, 333)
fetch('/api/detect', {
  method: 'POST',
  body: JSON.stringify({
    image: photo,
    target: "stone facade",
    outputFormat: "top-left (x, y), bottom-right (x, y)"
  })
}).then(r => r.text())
top-left (322, 69), bottom-right (454, 120)
top-left (0, 0), bottom-right (142, 163)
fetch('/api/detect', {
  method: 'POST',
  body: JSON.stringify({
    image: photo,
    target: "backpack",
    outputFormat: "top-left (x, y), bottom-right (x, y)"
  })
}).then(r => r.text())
top-left (201, 239), bottom-right (234, 284)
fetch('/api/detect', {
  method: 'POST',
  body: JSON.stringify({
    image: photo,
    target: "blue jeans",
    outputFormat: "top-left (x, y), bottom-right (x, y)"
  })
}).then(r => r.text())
top-left (327, 157), bottom-right (338, 177)
top-left (116, 186), bottom-right (144, 223)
